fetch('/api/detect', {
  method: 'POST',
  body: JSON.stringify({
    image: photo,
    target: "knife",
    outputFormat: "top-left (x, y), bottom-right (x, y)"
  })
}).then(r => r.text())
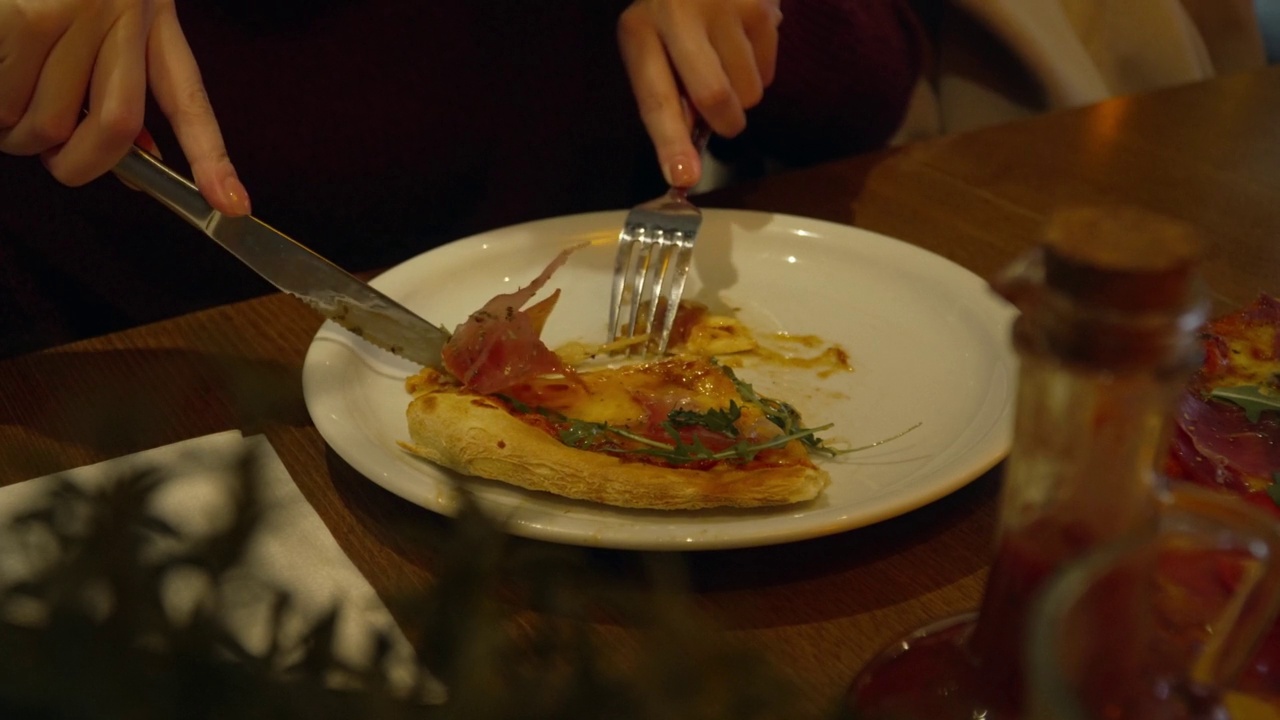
top-left (111, 145), bottom-right (450, 367)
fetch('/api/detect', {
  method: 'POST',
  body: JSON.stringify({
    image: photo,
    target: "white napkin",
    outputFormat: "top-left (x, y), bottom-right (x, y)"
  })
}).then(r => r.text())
top-left (0, 430), bottom-right (437, 698)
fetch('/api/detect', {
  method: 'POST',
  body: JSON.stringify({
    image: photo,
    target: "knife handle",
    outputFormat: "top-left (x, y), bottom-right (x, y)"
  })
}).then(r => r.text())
top-left (112, 146), bottom-right (218, 232)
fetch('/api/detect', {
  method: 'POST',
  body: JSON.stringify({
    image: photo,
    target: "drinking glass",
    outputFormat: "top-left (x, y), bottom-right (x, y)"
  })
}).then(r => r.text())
top-left (1027, 486), bottom-right (1280, 719)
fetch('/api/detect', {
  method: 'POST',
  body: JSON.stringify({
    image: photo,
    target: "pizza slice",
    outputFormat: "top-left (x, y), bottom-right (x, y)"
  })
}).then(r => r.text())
top-left (1164, 293), bottom-right (1280, 514)
top-left (398, 247), bottom-right (838, 510)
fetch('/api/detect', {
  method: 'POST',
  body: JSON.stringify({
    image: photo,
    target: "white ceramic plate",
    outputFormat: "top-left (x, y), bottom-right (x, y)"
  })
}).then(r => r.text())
top-left (301, 210), bottom-right (1017, 550)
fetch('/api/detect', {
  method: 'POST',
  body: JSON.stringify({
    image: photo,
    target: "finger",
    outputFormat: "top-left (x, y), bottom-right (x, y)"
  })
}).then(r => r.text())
top-left (708, 22), bottom-right (764, 112)
top-left (0, 4), bottom-right (68, 130)
top-left (618, 9), bottom-right (701, 187)
top-left (659, 14), bottom-right (746, 138)
top-left (42, 8), bottom-right (148, 186)
top-left (132, 125), bottom-right (161, 157)
top-left (741, 0), bottom-right (781, 89)
top-left (147, 2), bottom-right (250, 216)
top-left (0, 10), bottom-right (103, 156)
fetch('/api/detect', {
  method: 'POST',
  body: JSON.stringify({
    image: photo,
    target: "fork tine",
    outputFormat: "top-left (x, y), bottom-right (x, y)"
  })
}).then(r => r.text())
top-left (654, 231), bottom-right (695, 355)
top-left (610, 118), bottom-right (708, 354)
top-left (610, 225), bottom-right (653, 347)
top-left (638, 229), bottom-right (673, 350)
top-left (610, 188), bottom-right (702, 355)
top-left (608, 228), bottom-right (639, 341)
top-left (625, 229), bottom-right (655, 346)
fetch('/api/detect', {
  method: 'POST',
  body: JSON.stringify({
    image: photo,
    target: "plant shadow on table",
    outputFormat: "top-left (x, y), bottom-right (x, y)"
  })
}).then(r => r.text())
top-left (0, 348), bottom-right (310, 479)
top-left (0, 447), bottom-right (855, 720)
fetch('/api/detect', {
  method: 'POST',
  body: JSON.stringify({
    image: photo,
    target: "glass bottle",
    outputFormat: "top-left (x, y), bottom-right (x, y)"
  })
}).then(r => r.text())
top-left (845, 206), bottom-right (1210, 719)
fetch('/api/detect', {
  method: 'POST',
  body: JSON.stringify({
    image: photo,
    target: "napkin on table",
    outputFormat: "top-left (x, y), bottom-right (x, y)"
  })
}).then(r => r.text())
top-left (0, 430), bottom-right (433, 696)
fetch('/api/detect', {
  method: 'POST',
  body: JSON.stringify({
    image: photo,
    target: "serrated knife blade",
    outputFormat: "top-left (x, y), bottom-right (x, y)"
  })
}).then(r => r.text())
top-left (111, 146), bottom-right (450, 367)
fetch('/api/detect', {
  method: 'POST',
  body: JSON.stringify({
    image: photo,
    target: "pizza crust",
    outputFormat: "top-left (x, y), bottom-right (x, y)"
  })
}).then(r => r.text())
top-left (399, 375), bottom-right (830, 510)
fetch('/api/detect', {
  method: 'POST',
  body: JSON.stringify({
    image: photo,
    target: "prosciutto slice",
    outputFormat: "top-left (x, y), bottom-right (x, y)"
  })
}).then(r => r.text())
top-left (1166, 393), bottom-right (1280, 493)
top-left (441, 246), bottom-right (580, 394)
top-left (1163, 294), bottom-right (1280, 514)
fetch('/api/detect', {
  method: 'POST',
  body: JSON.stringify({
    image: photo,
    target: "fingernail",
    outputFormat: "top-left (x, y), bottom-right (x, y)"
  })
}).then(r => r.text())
top-left (133, 126), bottom-right (162, 158)
top-left (134, 127), bottom-right (163, 160)
top-left (222, 174), bottom-right (252, 216)
top-left (667, 157), bottom-right (698, 189)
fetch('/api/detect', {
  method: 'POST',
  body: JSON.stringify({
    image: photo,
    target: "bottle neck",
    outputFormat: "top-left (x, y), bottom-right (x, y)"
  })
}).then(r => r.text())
top-left (997, 351), bottom-right (1183, 542)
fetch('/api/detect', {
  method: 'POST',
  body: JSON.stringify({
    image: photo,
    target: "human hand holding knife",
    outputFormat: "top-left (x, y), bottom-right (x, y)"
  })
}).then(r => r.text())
top-left (111, 144), bottom-right (451, 368)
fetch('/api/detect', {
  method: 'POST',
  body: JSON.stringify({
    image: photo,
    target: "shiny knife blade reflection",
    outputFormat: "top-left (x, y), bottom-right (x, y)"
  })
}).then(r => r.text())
top-left (111, 146), bottom-right (450, 367)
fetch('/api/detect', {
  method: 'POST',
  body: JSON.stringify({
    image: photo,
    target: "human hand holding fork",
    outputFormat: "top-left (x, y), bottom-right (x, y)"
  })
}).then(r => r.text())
top-left (608, 118), bottom-right (712, 356)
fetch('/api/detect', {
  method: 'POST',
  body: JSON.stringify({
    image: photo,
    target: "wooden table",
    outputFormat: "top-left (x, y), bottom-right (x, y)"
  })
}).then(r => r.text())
top-left (3, 66), bottom-right (1279, 717)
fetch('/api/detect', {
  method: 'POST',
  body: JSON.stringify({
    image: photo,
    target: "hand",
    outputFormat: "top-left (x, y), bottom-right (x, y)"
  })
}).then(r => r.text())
top-left (617, 0), bottom-right (782, 188)
top-left (0, 0), bottom-right (250, 216)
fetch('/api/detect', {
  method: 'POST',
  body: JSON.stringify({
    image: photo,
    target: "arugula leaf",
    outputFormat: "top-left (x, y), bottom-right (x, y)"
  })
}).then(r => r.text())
top-left (667, 402), bottom-right (741, 437)
top-left (505, 396), bottom-right (533, 414)
top-left (716, 362), bottom-right (902, 457)
top-left (558, 421), bottom-right (605, 450)
top-left (1209, 385), bottom-right (1280, 423)
top-left (544, 412), bottom-right (836, 466)
top-left (622, 424), bottom-right (837, 465)
top-left (718, 363), bottom-right (810, 434)
top-left (506, 361), bottom-right (919, 464)
top-left (1268, 474), bottom-right (1280, 508)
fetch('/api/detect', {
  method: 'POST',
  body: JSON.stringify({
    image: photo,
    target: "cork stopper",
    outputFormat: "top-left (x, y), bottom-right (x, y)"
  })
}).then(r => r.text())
top-left (1041, 206), bottom-right (1202, 316)
top-left (1004, 206), bottom-right (1208, 370)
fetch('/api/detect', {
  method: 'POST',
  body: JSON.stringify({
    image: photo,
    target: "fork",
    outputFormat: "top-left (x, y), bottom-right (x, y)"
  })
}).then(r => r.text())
top-left (607, 120), bottom-right (712, 356)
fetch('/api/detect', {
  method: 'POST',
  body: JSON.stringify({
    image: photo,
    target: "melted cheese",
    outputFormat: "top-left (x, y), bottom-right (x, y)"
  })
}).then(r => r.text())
top-left (551, 302), bottom-right (758, 365)
top-left (682, 316), bottom-right (757, 356)
top-left (1219, 324), bottom-right (1279, 388)
top-left (511, 356), bottom-right (763, 433)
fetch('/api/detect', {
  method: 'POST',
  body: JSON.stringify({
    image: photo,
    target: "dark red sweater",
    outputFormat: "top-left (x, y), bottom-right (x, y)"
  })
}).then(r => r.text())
top-left (0, 0), bottom-right (923, 357)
